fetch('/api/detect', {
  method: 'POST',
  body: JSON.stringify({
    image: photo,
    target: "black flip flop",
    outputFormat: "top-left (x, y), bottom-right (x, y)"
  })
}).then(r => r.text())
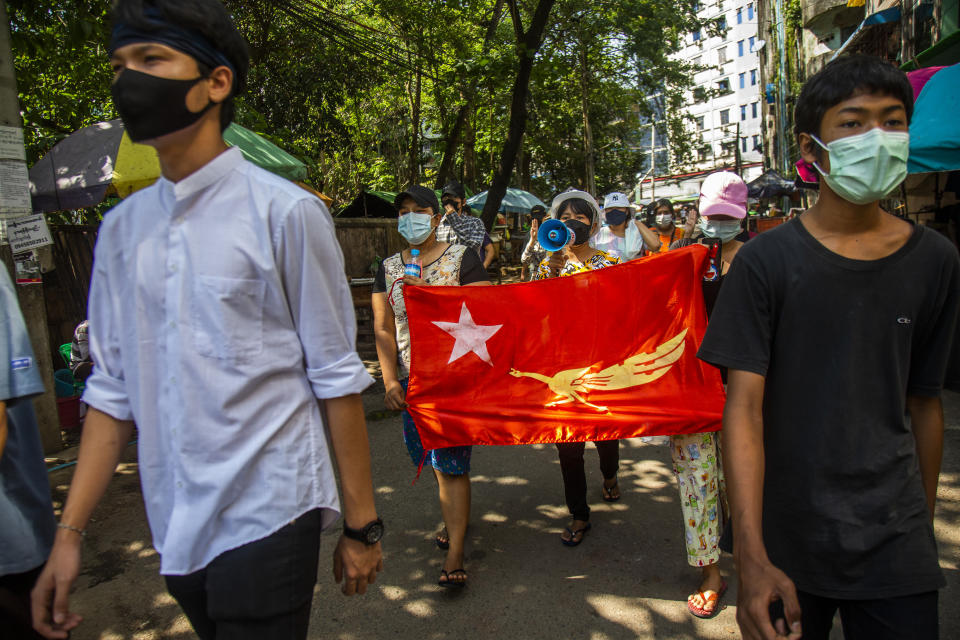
top-left (602, 480), bottom-right (620, 502)
top-left (561, 522), bottom-right (592, 547)
top-left (435, 528), bottom-right (449, 550)
top-left (438, 568), bottom-right (467, 588)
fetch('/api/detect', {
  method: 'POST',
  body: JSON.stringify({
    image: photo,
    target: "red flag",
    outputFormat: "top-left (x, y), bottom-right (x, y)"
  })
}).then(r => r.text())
top-left (405, 245), bottom-right (725, 450)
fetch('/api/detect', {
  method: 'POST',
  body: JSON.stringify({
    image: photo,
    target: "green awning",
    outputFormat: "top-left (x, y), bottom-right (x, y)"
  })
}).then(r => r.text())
top-left (223, 124), bottom-right (308, 181)
top-left (901, 30), bottom-right (960, 71)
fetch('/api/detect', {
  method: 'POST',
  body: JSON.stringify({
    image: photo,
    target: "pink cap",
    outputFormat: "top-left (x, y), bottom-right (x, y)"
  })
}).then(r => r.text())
top-left (699, 171), bottom-right (748, 219)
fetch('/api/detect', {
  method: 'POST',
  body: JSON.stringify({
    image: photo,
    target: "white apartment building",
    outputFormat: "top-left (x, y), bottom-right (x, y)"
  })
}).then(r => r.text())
top-left (638, 0), bottom-right (766, 201)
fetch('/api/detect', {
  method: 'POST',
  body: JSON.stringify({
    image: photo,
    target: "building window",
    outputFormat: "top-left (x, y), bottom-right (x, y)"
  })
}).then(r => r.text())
top-left (737, 7), bottom-right (742, 23)
top-left (747, 3), bottom-right (754, 19)
top-left (718, 47), bottom-right (728, 64)
top-left (693, 55), bottom-right (702, 67)
top-left (718, 16), bottom-right (726, 30)
top-left (693, 29), bottom-right (701, 42)
top-left (752, 102), bottom-right (758, 118)
top-left (738, 40), bottom-right (745, 56)
top-left (749, 36), bottom-right (756, 52)
top-left (742, 137), bottom-right (748, 153)
top-left (740, 104), bottom-right (747, 121)
top-left (694, 87), bottom-right (707, 102)
top-left (720, 109), bottom-right (730, 125)
top-left (717, 78), bottom-right (731, 93)
top-left (696, 115), bottom-right (705, 130)
top-left (721, 140), bottom-right (736, 156)
top-left (739, 72), bottom-right (746, 88)
top-left (750, 69), bottom-right (757, 85)
top-left (753, 134), bottom-right (761, 150)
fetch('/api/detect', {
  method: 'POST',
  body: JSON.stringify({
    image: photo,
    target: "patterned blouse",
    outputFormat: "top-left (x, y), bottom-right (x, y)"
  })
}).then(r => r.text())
top-left (382, 244), bottom-right (469, 378)
top-left (533, 248), bottom-right (621, 280)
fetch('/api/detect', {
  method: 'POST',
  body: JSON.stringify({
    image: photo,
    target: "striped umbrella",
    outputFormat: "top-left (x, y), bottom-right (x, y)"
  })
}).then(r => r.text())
top-left (29, 119), bottom-right (307, 213)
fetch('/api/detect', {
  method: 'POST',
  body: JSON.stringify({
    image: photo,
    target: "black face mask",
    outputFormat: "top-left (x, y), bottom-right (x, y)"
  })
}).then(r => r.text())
top-left (531, 213), bottom-right (546, 224)
top-left (563, 219), bottom-right (592, 246)
top-left (441, 198), bottom-right (459, 212)
top-left (112, 69), bottom-right (215, 142)
top-left (605, 210), bottom-right (628, 226)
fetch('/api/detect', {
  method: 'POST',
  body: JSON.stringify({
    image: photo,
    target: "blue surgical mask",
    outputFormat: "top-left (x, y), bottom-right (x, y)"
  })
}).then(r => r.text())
top-left (398, 212), bottom-right (434, 244)
top-left (698, 218), bottom-right (741, 242)
top-left (811, 128), bottom-right (909, 205)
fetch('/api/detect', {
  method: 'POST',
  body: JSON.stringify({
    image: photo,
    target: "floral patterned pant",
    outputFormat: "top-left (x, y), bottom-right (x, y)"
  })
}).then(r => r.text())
top-left (670, 432), bottom-right (726, 567)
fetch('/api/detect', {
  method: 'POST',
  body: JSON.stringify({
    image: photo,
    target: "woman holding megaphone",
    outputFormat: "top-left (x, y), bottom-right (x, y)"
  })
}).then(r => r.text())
top-left (533, 191), bottom-right (621, 546)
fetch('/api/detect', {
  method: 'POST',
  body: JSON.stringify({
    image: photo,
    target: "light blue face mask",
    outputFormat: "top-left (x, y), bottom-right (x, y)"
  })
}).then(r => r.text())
top-left (811, 128), bottom-right (909, 205)
top-left (397, 212), bottom-right (434, 245)
top-left (698, 218), bottom-right (742, 243)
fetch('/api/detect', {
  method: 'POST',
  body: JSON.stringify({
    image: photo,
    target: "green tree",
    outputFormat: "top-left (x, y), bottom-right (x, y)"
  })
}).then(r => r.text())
top-left (9, 0), bottom-right (115, 164)
top-left (12, 0), bottom-right (707, 215)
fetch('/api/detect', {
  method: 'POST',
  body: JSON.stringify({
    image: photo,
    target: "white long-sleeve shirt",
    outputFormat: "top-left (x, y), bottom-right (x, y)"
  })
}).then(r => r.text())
top-left (83, 148), bottom-right (373, 575)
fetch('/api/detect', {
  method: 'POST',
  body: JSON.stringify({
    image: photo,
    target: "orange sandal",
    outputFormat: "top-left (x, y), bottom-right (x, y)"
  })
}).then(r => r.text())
top-left (687, 580), bottom-right (727, 619)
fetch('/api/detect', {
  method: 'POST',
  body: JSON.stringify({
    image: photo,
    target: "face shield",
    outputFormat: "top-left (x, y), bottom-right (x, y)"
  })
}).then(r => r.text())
top-left (548, 190), bottom-right (602, 242)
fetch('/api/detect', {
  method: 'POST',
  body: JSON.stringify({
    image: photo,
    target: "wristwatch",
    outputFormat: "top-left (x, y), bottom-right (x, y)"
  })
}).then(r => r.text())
top-left (343, 518), bottom-right (384, 545)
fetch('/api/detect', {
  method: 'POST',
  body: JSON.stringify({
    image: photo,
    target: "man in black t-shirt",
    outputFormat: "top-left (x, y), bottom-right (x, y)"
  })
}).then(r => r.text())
top-left (699, 55), bottom-right (959, 640)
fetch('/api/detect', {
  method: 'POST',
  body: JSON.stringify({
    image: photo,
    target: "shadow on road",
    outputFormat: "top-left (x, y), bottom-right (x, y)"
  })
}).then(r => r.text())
top-left (50, 390), bottom-right (960, 639)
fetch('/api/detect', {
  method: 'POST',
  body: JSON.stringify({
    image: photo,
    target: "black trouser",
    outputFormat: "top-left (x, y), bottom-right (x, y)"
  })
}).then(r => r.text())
top-left (556, 439), bottom-right (619, 522)
top-left (165, 509), bottom-right (322, 640)
top-left (785, 589), bottom-right (939, 640)
top-left (0, 564), bottom-right (45, 640)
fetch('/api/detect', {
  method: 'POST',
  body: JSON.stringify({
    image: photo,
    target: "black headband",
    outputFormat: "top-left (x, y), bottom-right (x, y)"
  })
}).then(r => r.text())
top-left (110, 8), bottom-right (235, 78)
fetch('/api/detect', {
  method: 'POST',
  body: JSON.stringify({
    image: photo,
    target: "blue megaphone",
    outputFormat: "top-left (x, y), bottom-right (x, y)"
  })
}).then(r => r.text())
top-left (538, 218), bottom-right (574, 252)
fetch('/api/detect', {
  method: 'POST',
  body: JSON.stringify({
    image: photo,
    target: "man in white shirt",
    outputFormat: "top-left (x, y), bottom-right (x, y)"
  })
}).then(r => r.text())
top-left (31, 2), bottom-right (382, 638)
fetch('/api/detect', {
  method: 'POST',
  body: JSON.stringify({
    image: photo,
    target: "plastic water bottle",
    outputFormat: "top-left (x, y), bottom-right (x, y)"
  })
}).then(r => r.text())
top-left (404, 249), bottom-right (422, 278)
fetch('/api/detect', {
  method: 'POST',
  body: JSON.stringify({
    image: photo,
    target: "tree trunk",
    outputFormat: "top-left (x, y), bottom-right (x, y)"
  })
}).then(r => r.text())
top-left (408, 59), bottom-right (422, 185)
top-left (434, 0), bottom-right (505, 189)
top-left (434, 99), bottom-right (471, 189)
top-left (0, 2), bottom-right (61, 453)
top-left (578, 37), bottom-right (596, 197)
top-left (521, 146), bottom-right (532, 191)
top-left (480, 0), bottom-right (556, 230)
top-left (464, 110), bottom-right (477, 189)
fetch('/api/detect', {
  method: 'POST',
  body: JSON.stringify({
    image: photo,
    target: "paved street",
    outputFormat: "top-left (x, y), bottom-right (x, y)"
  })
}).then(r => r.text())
top-left (47, 385), bottom-right (960, 639)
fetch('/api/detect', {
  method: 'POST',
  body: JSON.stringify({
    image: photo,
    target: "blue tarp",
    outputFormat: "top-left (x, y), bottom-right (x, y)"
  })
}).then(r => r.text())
top-left (908, 63), bottom-right (960, 174)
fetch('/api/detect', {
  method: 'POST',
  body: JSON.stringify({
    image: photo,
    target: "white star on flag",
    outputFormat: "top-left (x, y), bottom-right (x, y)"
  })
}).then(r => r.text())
top-left (432, 302), bottom-right (503, 366)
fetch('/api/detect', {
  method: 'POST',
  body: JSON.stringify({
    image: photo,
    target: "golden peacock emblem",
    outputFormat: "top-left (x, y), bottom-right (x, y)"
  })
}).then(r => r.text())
top-left (508, 329), bottom-right (688, 413)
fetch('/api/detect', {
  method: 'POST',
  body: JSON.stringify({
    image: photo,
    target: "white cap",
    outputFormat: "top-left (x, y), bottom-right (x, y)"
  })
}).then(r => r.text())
top-left (603, 192), bottom-right (631, 210)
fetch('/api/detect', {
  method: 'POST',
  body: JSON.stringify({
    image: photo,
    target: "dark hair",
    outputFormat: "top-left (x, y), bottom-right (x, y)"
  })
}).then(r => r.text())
top-left (650, 198), bottom-right (674, 215)
top-left (111, 0), bottom-right (249, 132)
top-left (794, 54), bottom-right (913, 141)
top-left (558, 198), bottom-right (596, 223)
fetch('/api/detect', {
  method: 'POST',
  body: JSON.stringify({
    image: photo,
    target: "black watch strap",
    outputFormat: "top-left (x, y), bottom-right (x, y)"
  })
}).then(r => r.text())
top-left (343, 517), bottom-right (384, 545)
